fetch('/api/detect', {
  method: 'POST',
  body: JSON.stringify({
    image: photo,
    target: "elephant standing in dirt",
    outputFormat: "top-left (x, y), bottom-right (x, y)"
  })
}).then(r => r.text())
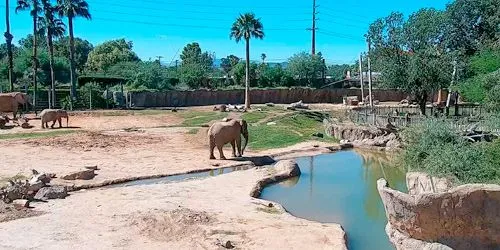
top-left (0, 92), bottom-right (32, 118)
top-left (208, 119), bottom-right (249, 160)
top-left (40, 109), bottom-right (69, 129)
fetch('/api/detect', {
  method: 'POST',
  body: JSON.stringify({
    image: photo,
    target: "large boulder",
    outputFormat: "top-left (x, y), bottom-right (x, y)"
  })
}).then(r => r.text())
top-left (325, 123), bottom-right (401, 149)
top-left (406, 172), bottom-right (452, 195)
top-left (274, 160), bottom-right (301, 177)
top-left (377, 179), bottom-right (500, 250)
top-left (61, 169), bottom-right (96, 180)
top-left (34, 186), bottom-right (68, 200)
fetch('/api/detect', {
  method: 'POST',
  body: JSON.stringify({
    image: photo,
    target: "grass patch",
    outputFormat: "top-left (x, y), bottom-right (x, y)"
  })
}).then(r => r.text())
top-left (242, 112), bottom-right (268, 124)
top-left (178, 111), bottom-right (227, 127)
top-left (256, 206), bottom-right (282, 214)
top-left (0, 130), bottom-right (77, 140)
top-left (186, 128), bottom-right (199, 134)
top-left (98, 110), bottom-right (171, 116)
top-left (248, 111), bottom-right (335, 150)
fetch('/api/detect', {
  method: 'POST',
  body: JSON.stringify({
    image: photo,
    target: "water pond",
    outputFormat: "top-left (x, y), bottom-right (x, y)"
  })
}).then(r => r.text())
top-left (260, 150), bottom-right (407, 250)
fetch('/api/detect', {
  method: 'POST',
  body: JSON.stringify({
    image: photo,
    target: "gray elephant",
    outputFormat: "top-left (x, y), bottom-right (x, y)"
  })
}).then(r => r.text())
top-left (0, 92), bottom-right (32, 119)
top-left (40, 109), bottom-right (69, 129)
top-left (208, 119), bottom-right (249, 160)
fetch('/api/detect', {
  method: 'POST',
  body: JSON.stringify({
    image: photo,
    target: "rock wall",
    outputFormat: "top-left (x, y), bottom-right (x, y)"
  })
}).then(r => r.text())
top-left (129, 88), bottom-right (406, 107)
top-left (406, 172), bottom-right (453, 195)
top-left (377, 177), bottom-right (500, 250)
top-left (325, 123), bottom-right (401, 148)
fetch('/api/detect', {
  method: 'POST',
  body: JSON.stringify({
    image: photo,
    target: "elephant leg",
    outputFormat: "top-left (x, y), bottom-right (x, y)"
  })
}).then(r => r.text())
top-left (51, 120), bottom-right (56, 129)
top-left (235, 136), bottom-right (242, 157)
top-left (41, 121), bottom-right (45, 129)
top-left (217, 144), bottom-right (226, 160)
top-left (209, 140), bottom-right (216, 160)
top-left (230, 141), bottom-right (236, 157)
top-left (58, 118), bottom-right (62, 128)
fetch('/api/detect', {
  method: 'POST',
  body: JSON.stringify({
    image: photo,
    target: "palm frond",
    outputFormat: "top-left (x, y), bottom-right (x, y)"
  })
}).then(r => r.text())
top-left (230, 12), bottom-right (265, 43)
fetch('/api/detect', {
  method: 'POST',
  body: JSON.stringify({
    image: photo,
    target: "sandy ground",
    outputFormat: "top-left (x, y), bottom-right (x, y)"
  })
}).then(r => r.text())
top-left (0, 166), bottom-right (347, 250)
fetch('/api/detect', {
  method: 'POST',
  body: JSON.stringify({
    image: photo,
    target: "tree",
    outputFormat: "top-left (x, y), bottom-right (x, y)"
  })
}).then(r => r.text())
top-left (85, 39), bottom-right (139, 72)
top-left (230, 13), bottom-right (264, 109)
top-left (220, 54), bottom-right (240, 84)
top-left (53, 37), bottom-right (93, 72)
top-left (233, 62), bottom-right (257, 86)
top-left (328, 64), bottom-right (353, 81)
top-left (179, 42), bottom-right (213, 68)
top-left (5, 0), bottom-right (14, 91)
top-left (178, 42), bottom-right (213, 89)
top-left (57, 0), bottom-right (91, 99)
top-left (40, 0), bottom-right (66, 108)
top-left (16, 0), bottom-right (42, 109)
top-left (287, 52), bottom-right (325, 87)
top-left (261, 53), bottom-right (266, 64)
top-left (367, 10), bottom-right (451, 115)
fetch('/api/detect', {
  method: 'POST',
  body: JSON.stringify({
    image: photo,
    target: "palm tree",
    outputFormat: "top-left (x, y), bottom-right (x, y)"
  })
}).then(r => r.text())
top-left (261, 53), bottom-right (266, 64)
top-left (57, 0), bottom-right (90, 100)
top-left (40, 0), bottom-right (65, 108)
top-left (5, 0), bottom-right (15, 91)
top-left (16, 0), bottom-right (41, 109)
top-left (230, 13), bottom-right (264, 109)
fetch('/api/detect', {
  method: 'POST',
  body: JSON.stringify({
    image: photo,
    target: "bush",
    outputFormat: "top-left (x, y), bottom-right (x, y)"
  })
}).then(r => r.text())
top-left (400, 119), bottom-right (500, 184)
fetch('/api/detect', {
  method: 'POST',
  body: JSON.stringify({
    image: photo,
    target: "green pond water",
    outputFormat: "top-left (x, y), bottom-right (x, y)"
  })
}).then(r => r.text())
top-left (260, 150), bottom-right (407, 250)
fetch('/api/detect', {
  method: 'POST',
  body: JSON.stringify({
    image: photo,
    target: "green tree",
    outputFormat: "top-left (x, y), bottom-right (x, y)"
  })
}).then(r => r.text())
top-left (85, 39), bottom-right (139, 72)
top-left (328, 64), bottom-right (353, 81)
top-left (287, 52), bottom-right (325, 87)
top-left (40, 0), bottom-right (66, 108)
top-left (16, 0), bottom-right (42, 108)
top-left (57, 0), bottom-right (91, 99)
top-left (233, 62), bottom-right (257, 86)
top-left (261, 53), bottom-right (266, 64)
top-left (179, 42), bottom-right (213, 68)
top-left (367, 10), bottom-right (451, 115)
top-left (230, 12), bottom-right (264, 109)
top-left (53, 37), bottom-right (93, 72)
top-left (220, 54), bottom-right (240, 78)
top-left (178, 42), bottom-right (213, 89)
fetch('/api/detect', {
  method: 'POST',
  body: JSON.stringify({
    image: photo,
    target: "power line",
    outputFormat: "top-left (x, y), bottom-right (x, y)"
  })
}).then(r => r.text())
top-left (97, 0), bottom-right (310, 10)
top-left (320, 5), bottom-right (379, 20)
top-left (319, 18), bottom-right (368, 29)
top-left (319, 12), bottom-right (372, 25)
top-left (317, 30), bottom-right (364, 41)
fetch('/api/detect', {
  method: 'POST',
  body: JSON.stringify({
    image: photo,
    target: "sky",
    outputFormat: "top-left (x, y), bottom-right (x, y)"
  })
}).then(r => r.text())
top-left (1, 0), bottom-right (451, 66)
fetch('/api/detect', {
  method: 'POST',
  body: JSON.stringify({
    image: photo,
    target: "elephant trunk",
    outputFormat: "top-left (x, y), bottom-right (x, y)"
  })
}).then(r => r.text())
top-left (242, 132), bottom-right (248, 155)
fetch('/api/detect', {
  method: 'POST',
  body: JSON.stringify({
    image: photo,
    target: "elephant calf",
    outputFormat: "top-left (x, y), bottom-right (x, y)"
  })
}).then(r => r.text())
top-left (40, 109), bottom-right (69, 129)
top-left (208, 119), bottom-right (249, 160)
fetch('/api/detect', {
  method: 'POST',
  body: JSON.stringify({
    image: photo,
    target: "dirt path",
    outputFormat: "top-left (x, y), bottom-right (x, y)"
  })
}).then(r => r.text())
top-left (0, 166), bottom-right (346, 250)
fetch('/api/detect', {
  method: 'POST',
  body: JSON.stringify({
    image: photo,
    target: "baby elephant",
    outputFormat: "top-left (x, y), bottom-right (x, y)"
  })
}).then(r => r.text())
top-left (40, 109), bottom-right (69, 129)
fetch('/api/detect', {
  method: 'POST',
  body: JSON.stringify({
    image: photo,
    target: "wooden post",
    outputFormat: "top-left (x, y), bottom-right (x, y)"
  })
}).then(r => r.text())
top-left (359, 54), bottom-right (364, 103)
top-left (366, 40), bottom-right (373, 107)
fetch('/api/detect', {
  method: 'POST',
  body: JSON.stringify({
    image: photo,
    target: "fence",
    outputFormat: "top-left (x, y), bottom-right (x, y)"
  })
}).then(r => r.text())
top-left (348, 104), bottom-right (488, 129)
top-left (128, 88), bottom-right (407, 107)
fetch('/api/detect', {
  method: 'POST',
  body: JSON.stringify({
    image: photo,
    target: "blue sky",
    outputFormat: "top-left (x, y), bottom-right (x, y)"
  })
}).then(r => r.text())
top-left (1, 0), bottom-right (450, 65)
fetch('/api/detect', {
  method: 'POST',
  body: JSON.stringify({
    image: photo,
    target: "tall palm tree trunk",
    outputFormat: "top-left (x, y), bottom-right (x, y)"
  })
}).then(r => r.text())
top-left (5, 0), bottom-right (14, 91)
top-left (47, 34), bottom-right (56, 108)
top-left (244, 37), bottom-right (250, 109)
top-left (68, 16), bottom-right (77, 100)
top-left (32, 10), bottom-right (38, 111)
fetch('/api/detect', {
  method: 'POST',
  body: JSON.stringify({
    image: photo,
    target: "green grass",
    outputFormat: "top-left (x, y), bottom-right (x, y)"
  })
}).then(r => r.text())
top-left (248, 111), bottom-right (336, 150)
top-left (0, 130), bottom-right (77, 140)
top-left (241, 112), bottom-right (268, 124)
top-left (99, 110), bottom-right (170, 116)
top-left (186, 128), bottom-right (199, 134)
top-left (178, 111), bottom-right (227, 127)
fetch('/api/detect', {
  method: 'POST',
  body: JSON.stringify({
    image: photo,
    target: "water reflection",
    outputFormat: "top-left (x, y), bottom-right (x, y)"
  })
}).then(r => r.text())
top-left (261, 150), bottom-right (407, 250)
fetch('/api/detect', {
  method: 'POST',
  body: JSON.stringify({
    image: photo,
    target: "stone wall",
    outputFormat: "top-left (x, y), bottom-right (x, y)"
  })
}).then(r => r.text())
top-left (128, 88), bottom-right (406, 107)
top-left (324, 123), bottom-right (401, 148)
top-left (377, 176), bottom-right (500, 250)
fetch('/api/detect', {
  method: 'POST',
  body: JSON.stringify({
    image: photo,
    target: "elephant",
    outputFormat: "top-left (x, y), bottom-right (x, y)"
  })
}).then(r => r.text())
top-left (40, 109), bottom-right (69, 129)
top-left (0, 92), bottom-right (32, 119)
top-left (208, 119), bottom-right (249, 160)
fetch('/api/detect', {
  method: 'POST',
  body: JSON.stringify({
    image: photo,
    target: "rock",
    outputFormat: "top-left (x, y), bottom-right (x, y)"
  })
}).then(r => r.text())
top-left (288, 100), bottom-right (309, 109)
top-left (61, 169), bottom-right (96, 180)
top-left (256, 108), bottom-right (262, 111)
top-left (312, 132), bottom-right (324, 138)
top-left (406, 172), bottom-right (452, 195)
top-left (274, 160), bottom-right (301, 177)
top-left (325, 123), bottom-right (401, 149)
top-left (34, 186), bottom-right (68, 200)
top-left (224, 240), bottom-right (234, 249)
top-left (265, 102), bottom-right (275, 107)
top-left (377, 179), bottom-right (500, 250)
top-left (12, 199), bottom-right (30, 208)
top-left (266, 122), bottom-right (277, 126)
top-left (84, 165), bottom-right (99, 171)
top-left (340, 139), bottom-right (350, 144)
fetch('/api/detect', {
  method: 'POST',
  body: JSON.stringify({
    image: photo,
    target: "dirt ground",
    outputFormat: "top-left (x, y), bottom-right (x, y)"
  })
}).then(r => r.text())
top-left (0, 104), bottom-right (350, 249)
top-left (0, 167), bottom-right (347, 249)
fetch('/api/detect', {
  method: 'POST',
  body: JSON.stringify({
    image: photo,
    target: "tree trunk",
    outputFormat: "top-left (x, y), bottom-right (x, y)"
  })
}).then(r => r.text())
top-left (5, 0), bottom-right (14, 91)
top-left (32, 9), bottom-right (38, 112)
top-left (47, 35), bottom-right (56, 108)
top-left (418, 92), bottom-right (428, 116)
top-left (68, 16), bottom-right (77, 100)
top-left (244, 38), bottom-right (250, 109)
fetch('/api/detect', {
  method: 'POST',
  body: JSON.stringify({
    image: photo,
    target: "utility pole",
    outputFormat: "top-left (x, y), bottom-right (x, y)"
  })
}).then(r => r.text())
top-left (310, 0), bottom-right (318, 55)
top-left (5, 0), bottom-right (14, 91)
top-left (359, 53), bottom-right (364, 103)
top-left (366, 38), bottom-right (373, 107)
top-left (156, 56), bottom-right (163, 66)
